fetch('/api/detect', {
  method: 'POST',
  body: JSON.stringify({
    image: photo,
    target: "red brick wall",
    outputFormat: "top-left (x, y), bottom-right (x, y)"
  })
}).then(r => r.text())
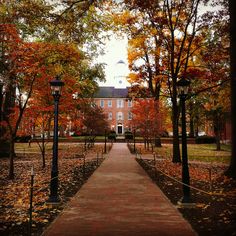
top-left (94, 98), bottom-right (133, 134)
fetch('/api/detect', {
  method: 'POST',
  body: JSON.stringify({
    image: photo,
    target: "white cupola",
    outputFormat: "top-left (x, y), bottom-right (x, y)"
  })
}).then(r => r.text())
top-left (113, 60), bottom-right (130, 88)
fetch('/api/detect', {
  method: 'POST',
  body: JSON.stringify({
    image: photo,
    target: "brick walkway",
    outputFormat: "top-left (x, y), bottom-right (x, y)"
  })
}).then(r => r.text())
top-left (42, 143), bottom-right (196, 236)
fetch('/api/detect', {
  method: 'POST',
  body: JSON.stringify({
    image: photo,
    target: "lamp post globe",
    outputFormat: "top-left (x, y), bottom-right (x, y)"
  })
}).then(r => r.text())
top-left (176, 77), bottom-right (192, 205)
top-left (48, 75), bottom-right (64, 203)
top-left (176, 77), bottom-right (190, 96)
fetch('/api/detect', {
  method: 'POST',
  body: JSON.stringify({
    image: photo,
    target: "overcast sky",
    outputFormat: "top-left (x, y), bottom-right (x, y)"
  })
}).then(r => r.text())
top-left (97, 35), bottom-right (129, 86)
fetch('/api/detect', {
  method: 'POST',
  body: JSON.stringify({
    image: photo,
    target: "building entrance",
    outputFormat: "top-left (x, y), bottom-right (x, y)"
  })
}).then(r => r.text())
top-left (117, 124), bottom-right (123, 134)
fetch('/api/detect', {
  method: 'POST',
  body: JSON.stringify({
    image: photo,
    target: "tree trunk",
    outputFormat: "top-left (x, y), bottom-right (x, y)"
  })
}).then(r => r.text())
top-left (8, 137), bottom-right (15, 179)
top-left (39, 125), bottom-right (46, 168)
top-left (189, 117), bottom-right (194, 138)
top-left (0, 139), bottom-right (10, 157)
top-left (172, 101), bottom-right (181, 163)
top-left (215, 132), bottom-right (221, 151)
top-left (214, 113), bottom-right (221, 151)
top-left (0, 80), bottom-right (14, 157)
top-left (0, 82), bottom-right (10, 157)
top-left (47, 118), bottom-right (51, 138)
top-left (154, 100), bottom-right (162, 147)
top-left (195, 117), bottom-right (199, 137)
top-left (154, 137), bottom-right (162, 147)
top-left (41, 133), bottom-right (46, 168)
top-left (225, 0), bottom-right (236, 179)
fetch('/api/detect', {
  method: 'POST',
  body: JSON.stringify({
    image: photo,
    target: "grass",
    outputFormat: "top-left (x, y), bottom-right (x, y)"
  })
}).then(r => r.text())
top-left (15, 142), bottom-right (80, 153)
top-left (153, 143), bottom-right (231, 164)
top-left (15, 141), bottom-right (231, 164)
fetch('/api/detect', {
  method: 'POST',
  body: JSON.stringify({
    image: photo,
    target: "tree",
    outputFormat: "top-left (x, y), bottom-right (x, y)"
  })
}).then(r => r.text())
top-left (0, 24), bottom-right (86, 179)
top-left (0, 0), bottom-right (112, 58)
top-left (114, 0), bottom-right (230, 162)
top-left (225, 0), bottom-right (236, 179)
top-left (114, 0), bottom-right (207, 162)
top-left (111, 2), bottom-right (171, 149)
top-left (20, 106), bottom-right (52, 168)
top-left (131, 98), bottom-right (167, 149)
top-left (204, 89), bottom-right (229, 150)
top-left (81, 101), bottom-right (109, 136)
top-left (182, 0), bottom-right (230, 150)
top-left (0, 24), bottom-right (22, 157)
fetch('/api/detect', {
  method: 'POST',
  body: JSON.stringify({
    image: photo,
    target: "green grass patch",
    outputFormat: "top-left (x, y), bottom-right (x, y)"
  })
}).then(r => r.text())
top-left (15, 142), bottom-right (83, 153)
top-left (154, 143), bottom-right (231, 164)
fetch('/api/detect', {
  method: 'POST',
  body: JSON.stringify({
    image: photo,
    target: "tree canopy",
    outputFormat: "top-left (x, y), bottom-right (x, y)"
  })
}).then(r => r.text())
top-left (0, 0), bottom-right (233, 178)
top-left (110, 0), bottom-right (230, 163)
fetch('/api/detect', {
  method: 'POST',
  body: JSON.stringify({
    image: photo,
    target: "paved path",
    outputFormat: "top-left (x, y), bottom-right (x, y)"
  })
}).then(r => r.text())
top-left (42, 143), bottom-right (196, 236)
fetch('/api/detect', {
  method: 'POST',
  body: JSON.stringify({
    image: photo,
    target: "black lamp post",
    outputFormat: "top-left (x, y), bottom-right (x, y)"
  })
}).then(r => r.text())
top-left (0, 81), bottom-right (4, 138)
top-left (0, 81), bottom-right (4, 113)
top-left (48, 75), bottom-right (64, 203)
top-left (176, 77), bottom-right (192, 204)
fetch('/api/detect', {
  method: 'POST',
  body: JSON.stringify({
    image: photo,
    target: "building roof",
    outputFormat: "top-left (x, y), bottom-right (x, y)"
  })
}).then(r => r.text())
top-left (93, 86), bottom-right (129, 98)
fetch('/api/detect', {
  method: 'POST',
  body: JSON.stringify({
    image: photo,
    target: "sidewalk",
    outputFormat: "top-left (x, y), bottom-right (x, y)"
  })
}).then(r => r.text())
top-left (42, 143), bottom-right (196, 236)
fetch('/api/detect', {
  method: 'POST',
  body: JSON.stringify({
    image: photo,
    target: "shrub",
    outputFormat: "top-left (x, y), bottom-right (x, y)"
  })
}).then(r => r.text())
top-left (160, 130), bottom-right (169, 137)
top-left (195, 135), bottom-right (216, 144)
top-left (108, 131), bottom-right (116, 140)
top-left (71, 131), bottom-right (80, 137)
top-left (15, 135), bottom-right (31, 143)
top-left (124, 131), bottom-right (133, 140)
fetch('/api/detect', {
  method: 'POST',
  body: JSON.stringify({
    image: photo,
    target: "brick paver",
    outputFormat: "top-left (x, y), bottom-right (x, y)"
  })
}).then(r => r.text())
top-left (42, 143), bottom-right (196, 236)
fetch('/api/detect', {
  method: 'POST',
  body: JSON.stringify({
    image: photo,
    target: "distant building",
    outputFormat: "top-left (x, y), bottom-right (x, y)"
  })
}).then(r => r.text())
top-left (93, 86), bottom-right (133, 135)
top-left (93, 59), bottom-right (133, 135)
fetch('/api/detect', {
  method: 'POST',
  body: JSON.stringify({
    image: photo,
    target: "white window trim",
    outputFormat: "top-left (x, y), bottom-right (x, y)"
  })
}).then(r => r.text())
top-left (100, 99), bottom-right (104, 108)
top-left (108, 112), bottom-right (112, 120)
top-left (128, 111), bottom-right (132, 120)
top-left (108, 100), bottom-right (112, 107)
top-left (117, 111), bottom-right (123, 120)
top-left (117, 99), bottom-right (124, 108)
top-left (128, 100), bottom-right (132, 107)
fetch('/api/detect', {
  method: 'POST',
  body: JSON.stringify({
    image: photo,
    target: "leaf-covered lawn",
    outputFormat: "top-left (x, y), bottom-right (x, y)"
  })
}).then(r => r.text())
top-left (137, 156), bottom-right (236, 236)
top-left (0, 143), bottom-right (105, 235)
top-left (135, 141), bottom-right (235, 236)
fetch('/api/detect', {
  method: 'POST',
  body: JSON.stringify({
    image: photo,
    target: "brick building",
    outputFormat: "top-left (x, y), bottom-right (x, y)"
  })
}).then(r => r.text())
top-left (92, 59), bottom-right (133, 135)
top-left (93, 86), bottom-right (133, 135)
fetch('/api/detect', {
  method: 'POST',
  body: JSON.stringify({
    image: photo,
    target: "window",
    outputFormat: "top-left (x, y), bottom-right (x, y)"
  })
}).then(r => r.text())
top-left (128, 111), bottom-right (132, 120)
top-left (117, 112), bottom-right (123, 120)
top-left (128, 100), bottom-right (132, 107)
top-left (117, 99), bottom-right (124, 108)
top-left (100, 100), bottom-right (104, 108)
top-left (108, 112), bottom-right (112, 120)
top-left (108, 100), bottom-right (112, 107)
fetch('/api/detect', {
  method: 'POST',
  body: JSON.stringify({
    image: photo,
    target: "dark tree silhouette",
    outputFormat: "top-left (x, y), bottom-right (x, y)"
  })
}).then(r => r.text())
top-left (225, 0), bottom-right (236, 179)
